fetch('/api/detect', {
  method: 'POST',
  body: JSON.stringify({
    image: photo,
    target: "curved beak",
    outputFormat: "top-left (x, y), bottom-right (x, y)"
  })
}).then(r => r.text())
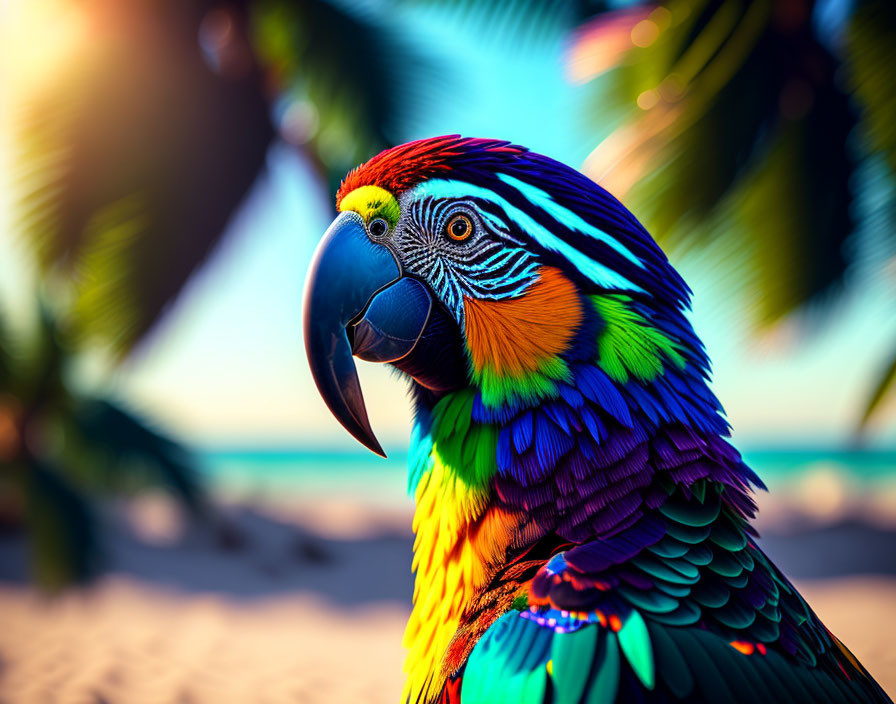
top-left (303, 212), bottom-right (433, 456)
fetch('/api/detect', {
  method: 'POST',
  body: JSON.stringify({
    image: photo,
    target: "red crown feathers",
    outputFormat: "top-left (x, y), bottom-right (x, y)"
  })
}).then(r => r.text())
top-left (335, 135), bottom-right (526, 207)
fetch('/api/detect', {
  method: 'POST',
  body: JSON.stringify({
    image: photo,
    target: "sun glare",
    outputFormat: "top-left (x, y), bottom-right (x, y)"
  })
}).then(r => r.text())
top-left (0, 0), bottom-right (89, 101)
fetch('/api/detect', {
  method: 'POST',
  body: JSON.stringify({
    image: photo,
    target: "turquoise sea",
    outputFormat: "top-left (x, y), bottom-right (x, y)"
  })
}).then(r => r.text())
top-left (198, 446), bottom-right (896, 504)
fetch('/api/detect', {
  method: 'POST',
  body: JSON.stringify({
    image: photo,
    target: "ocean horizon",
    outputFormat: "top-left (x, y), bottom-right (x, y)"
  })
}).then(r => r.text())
top-left (196, 445), bottom-right (896, 504)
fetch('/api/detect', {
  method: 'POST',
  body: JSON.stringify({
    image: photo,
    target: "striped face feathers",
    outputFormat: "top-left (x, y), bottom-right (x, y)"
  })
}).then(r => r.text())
top-left (391, 188), bottom-right (543, 325)
top-left (338, 181), bottom-right (542, 327)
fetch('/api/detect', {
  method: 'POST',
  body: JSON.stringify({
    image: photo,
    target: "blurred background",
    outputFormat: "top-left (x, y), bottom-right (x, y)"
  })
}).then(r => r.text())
top-left (0, 0), bottom-right (894, 701)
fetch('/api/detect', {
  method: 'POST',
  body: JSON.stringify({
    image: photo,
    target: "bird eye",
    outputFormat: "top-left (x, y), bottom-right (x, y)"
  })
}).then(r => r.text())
top-left (368, 218), bottom-right (388, 238)
top-left (445, 214), bottom-right (473, 242)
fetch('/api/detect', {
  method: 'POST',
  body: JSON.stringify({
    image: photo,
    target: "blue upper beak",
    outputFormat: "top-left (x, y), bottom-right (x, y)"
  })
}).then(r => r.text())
top-left (303, 212), bottom-right (433, 456)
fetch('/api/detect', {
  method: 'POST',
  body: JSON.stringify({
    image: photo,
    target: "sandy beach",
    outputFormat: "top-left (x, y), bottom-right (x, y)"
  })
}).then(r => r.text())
top-left (0, 494), bottom-right (893, 702)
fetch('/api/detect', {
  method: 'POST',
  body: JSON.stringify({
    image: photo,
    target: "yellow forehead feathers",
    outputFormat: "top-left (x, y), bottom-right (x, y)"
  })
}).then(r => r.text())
top-left (338, 185), bottom-right (400, 227)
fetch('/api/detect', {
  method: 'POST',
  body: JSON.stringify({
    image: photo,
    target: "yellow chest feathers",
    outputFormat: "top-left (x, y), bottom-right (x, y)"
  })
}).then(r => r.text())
top-left (402, 457), bottom-right (518, 703)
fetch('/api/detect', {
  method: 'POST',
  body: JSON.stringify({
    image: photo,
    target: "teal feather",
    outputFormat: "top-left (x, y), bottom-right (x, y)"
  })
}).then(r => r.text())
top-left (618, 586), bottom-right (681, 614)
top-left (584, 631), bottom-right (620, 704)
top-left (653, 580), bottom-right (693, 598)
top-left (618, 610), bottom-right (655, 689)
top-left (648, 622), bottom-right (694, 699)
top-left (733, 547), bottom-right (755, 570)
top-left (664, 522), bottom-right (712, 543)
top-left (662, 556), bottom-right (701, 580)
top-left (710, 517), bottom-right (748, 551)
top-left (520, 667), bottom-right (549, 704)
top-left (659, 497), bottom-right (721, 526)
top-left (647, 600), bottom-right (702, 626)
top-left (714, 599), bottom-right (758, 630)
top-left (682, 543), bottom-right (713, 566)
top-left (551, 625), bottom-right (598, 704)
top-left (726, 571), bottom-right (750, 588)
top-left (647, 536), bottom-right (690, 559)
top-left (707, 550), bottom-right (744, 578)
top-left (691, 579), bottom-right (730, 608)
top-left (630, 554), bottom-right (700, 584)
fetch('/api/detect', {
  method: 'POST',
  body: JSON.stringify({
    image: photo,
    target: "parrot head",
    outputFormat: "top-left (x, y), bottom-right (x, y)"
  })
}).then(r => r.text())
top-left (304, 135), bottom-right (703, 456)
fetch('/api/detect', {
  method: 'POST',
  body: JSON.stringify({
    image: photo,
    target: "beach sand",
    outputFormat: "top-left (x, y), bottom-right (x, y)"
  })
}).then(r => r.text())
top-left (0, 579), bottom-right (409, 704)
top-left (0, 495), bottom-right (893, 702)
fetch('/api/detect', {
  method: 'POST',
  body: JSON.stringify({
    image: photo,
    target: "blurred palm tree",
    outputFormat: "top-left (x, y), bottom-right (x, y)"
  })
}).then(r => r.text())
top-left (4, 0), bottom-right (426, 586)
top-left (0, 304), bottom-right (201, 589)
top-left (12, 0), bottom-right (424, 355)
top-left (571, 0), bottom-right (896, 433)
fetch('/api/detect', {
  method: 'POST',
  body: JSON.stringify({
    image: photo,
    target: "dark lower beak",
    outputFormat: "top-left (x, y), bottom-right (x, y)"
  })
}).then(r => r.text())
top-left (303, 212), bottom-right (433, 456)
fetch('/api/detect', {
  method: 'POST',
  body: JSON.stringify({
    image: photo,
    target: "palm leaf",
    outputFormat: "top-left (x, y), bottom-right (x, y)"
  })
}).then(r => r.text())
top-left (70, 399), bottom-right (203, 511)
top-left (12, 0), bottom-right (274, 357)
top-left (856, 346), bottom-right (896, 434)
top-left (23, 457), bottom-right (97, 590)
top-left (12, 0), bottom-right (430, 357)
top-left (249, 0), bottom-right (434, 191)
top-left (0, 306), bottom-right (11, 391)
top-left (847, 0), bottom-right (896, 173)
top-left (579, 0), bottom-right (858, 326)
top-left (846, 0), bottom-right (896, 428)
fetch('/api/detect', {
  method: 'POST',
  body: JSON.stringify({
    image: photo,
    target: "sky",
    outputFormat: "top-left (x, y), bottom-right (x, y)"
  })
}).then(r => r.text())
top-left (2, 2), bottom-right (895, 453)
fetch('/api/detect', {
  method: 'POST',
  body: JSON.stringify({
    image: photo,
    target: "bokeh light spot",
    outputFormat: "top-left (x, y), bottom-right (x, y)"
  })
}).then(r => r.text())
top-left (649, 7), bottom-right (672, 31)
top-left (631, 19), bottom-right (659, 48)
top-left (279, 99), bottom-right (320, 146)
top-left (636, 89), bottom-right (659, 110)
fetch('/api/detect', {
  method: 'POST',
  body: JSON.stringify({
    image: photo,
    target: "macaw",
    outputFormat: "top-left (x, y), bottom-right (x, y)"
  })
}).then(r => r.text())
top-left (303, 136), bottom-right (891, 704)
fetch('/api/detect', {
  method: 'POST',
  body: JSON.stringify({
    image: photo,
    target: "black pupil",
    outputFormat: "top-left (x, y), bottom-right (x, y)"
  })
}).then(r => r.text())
top-left (370, 219), bottom-right (387, 237)
top-left (451, 218), bottom-right (468, 238)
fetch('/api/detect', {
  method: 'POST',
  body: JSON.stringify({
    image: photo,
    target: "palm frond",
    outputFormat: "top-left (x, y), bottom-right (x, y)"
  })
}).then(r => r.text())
top-left (12, 0), bottom-right (435, 356)
top-left (725, 78), bottom-right (855, 326)
top-left (250, 0), bottom-right (433, 190)
top-left (71, 399), bottom-right (203, 512)
top-left (12, 0), bottom-right (274, 356)
top-left (23, 457), bottom-right (97, 590)
top-left (846, 0), bottom-right (896, 432)
top-left (0, 307), bottom-right (11, 391)
top-left (856, 344), bottom-right (896, 435)
top-left (580, 0), bottom-right (857, 325)
top-left (847, 0), bottom-right (896, 174)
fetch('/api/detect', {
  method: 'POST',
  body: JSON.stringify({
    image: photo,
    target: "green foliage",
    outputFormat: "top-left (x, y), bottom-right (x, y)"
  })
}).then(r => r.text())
top-left (24, 459), bottom-right (97, 591)
top-left (847, 0), bottom-right (896, 175)
top-left (592, 1), bottom-right (855, 323)
top-left (847, 0), bottom-right (896, 428)
top-left (0, 302), bottom-right (204, 589)
top-left (592, 294), bottom-right (684, 383)
top-left (251, 0), bottom-right (427, 191)
top-left (581, 0), bottom-right (895, 430)
top-left (857, 348), bottom-right (896, 435)
top-left (12, 0), bottom-right (425, 358)
top-left (5, 0), bottom-right (445, 588)
top-left (71, 400), bottom-right (202, 512)
top-left (0, 309), bottom-right (11, 391)
top-left (12, 2), bottom-right (273, 357)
